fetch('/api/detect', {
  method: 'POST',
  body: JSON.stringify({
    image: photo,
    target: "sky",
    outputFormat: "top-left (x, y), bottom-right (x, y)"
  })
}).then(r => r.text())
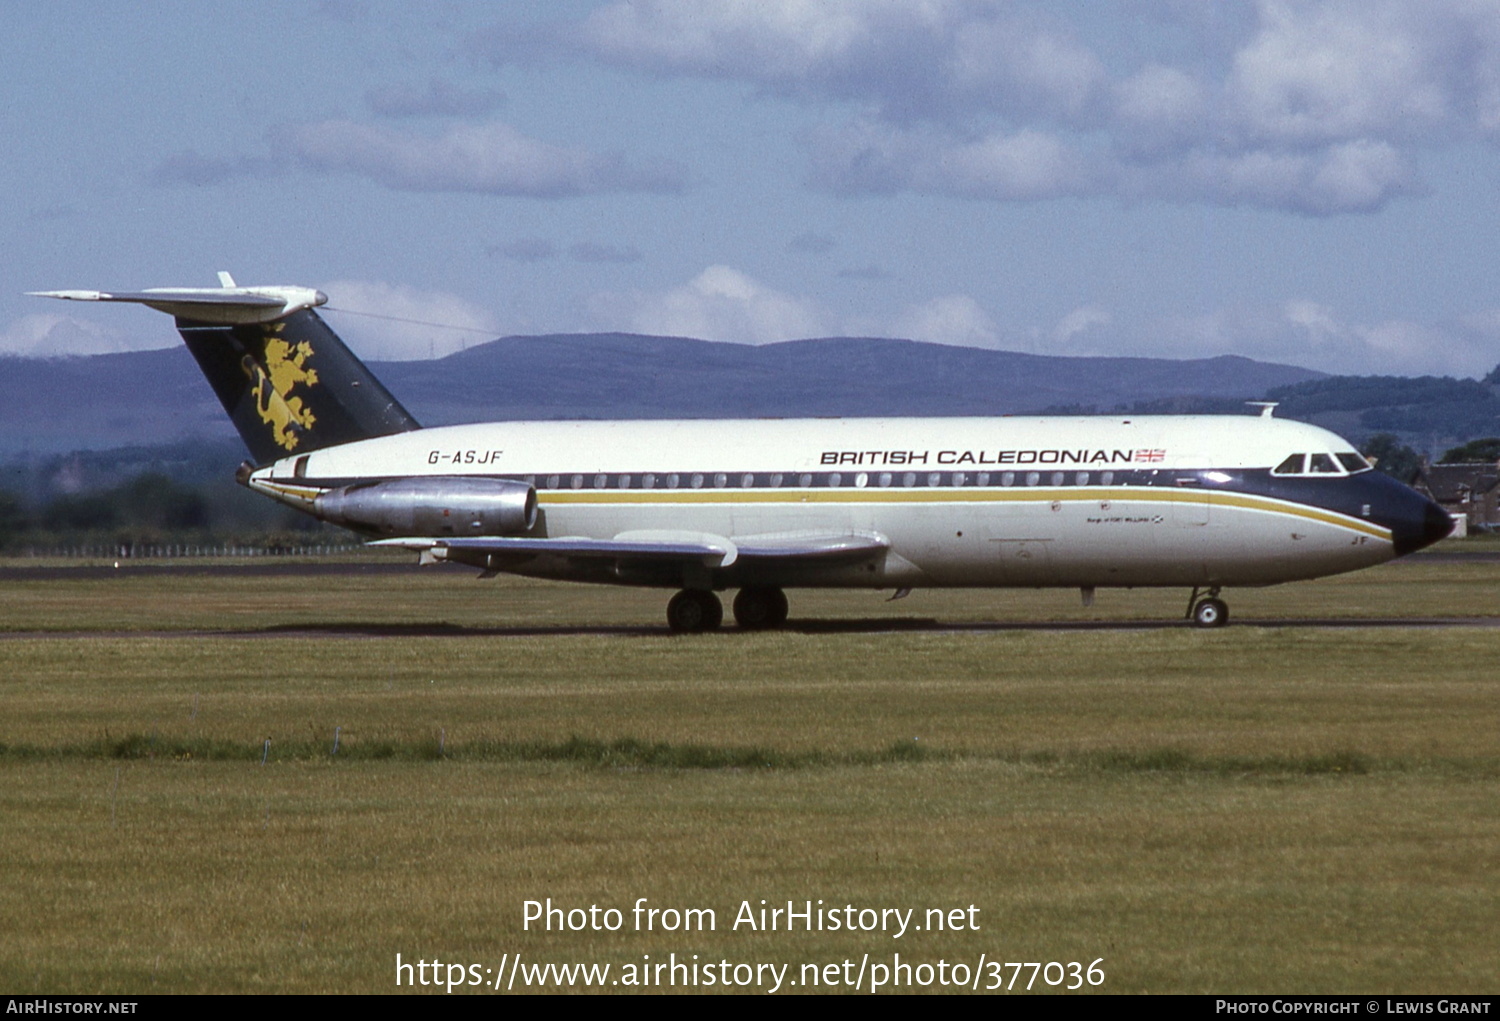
top-left (5, 0), bottom-right (1500, 379)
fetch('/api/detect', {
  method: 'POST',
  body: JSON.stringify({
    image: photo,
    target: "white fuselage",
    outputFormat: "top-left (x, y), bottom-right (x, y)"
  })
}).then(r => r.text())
top-left (249, 414), bottom-right (1417, 591)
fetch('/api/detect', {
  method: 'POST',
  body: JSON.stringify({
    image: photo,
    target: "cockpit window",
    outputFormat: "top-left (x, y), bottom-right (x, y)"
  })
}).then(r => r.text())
top-left (1274, 451), bottom-right (1363, 477)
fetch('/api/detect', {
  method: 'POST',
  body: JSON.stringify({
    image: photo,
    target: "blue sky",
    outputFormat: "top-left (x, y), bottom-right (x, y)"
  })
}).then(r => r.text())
top-left (6, 0), bottom-right (1500, 378)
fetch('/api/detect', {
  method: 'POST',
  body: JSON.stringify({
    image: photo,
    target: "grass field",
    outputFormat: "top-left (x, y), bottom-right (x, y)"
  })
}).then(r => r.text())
top-left (0, 548), bottom-right (1497, 994)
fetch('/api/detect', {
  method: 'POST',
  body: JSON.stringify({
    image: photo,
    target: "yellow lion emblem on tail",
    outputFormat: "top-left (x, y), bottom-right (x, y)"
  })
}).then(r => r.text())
top-left (242, 327), bottom-right (320, 451)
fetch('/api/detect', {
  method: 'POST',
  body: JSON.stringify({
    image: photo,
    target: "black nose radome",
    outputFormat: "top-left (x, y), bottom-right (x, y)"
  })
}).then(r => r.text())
top-left (1393, 497), bottom-right (1456, 557)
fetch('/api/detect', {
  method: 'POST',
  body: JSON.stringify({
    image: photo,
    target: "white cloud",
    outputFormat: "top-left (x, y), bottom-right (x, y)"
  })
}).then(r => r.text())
top-left (1108, 300), bottom-right (1499, 378)
top-left (1051, 306), bottom-right (1113, 353)
top-left (318, 280), bottom-right (500, 360)
top-left (1227, 0), bottom-right (1454, 146)
top-left (1134, 138), bottom-right (1422, 214)
top-left (889, 294), bottom-right (1000, 348)
top-left (1112, 64), bottom-right (1212, 155)
top-left (570, 0), bottom-right (954, 106)
top-left (810, 121), bottom-right (1095, 200)
top-left (947, 15), bottom-right (1107, 122)
top-left (282, 119), bottom-right (685, 197)
top-left (515, 0), bottom-right (1500, 216)
top-left (0, 313), bottom-right (132, 357)
top-left (584, 265), bottom-right (1497, 377)
top-left (590, 265), bottom-right (834, 344)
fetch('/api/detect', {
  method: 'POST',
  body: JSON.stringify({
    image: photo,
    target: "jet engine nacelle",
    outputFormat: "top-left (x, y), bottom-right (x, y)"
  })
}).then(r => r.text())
top-left (314, 477), bottom-right (538, 537)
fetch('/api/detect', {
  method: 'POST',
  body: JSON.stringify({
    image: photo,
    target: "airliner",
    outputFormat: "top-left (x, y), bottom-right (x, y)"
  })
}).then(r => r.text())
top-left (32, 277), bottom-right (1454, 631)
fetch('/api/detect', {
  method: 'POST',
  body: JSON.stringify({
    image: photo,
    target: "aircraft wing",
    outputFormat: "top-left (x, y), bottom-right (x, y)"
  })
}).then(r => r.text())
top-left (369, 530), bottom-right (888, 568)
top-left (373, 534), bottom-right (736, 566)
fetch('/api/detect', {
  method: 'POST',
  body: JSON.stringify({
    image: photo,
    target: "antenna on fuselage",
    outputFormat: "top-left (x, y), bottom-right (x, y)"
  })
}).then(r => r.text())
top-left (1246, 401), bottom-right (1278, 418)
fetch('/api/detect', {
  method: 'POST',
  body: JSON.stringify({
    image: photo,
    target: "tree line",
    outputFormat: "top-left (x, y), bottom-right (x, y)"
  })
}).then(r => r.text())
top-left (0, 472), bottom-right (344, 553)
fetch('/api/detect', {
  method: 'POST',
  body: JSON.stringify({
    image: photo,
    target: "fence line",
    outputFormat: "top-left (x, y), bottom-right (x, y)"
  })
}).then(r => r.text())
top-left (15, 544), bottom-right (364, 559)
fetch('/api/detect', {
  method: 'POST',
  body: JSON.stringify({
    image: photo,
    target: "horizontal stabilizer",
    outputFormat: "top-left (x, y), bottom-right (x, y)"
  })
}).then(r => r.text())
top-left (29, 282), bottom-right (327, 325)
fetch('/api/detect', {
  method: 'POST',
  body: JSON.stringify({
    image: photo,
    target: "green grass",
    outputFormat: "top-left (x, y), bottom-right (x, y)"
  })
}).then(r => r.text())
top-left (0, 559), bottom-right (1497, 994)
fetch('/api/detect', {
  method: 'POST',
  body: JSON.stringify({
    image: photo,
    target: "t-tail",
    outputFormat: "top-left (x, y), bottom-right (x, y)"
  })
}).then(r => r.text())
top-left (30, 273), bottom-right (420, 464)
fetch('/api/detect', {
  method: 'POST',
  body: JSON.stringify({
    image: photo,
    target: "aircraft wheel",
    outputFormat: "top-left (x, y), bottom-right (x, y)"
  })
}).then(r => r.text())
top-left (733, 586), bottom-right (789, 629)
top-left (1191, 597), bottom-right (1230, 628)
top-left (667, 589), bottom-right (722, 633)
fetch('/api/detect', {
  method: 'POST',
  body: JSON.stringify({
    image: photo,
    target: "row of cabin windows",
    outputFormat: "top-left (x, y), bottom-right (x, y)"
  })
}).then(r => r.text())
top-left (526, 470), bottom-right (1121, 491)
top-left (1271, 452), bottom-right (1372, 477)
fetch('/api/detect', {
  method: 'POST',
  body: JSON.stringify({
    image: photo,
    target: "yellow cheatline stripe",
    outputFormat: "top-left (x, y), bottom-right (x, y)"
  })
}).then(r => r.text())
top-left (538, 486), bottom-right (1393, 541)
top-left (255, 481), bottom-right (322, 501)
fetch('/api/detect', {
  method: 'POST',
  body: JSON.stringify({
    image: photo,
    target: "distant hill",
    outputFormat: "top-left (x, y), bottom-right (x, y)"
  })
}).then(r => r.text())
top-left (0, 332), bottom-right (1324, 455)
top-left (1264, 375), bottom-right (1500, 452)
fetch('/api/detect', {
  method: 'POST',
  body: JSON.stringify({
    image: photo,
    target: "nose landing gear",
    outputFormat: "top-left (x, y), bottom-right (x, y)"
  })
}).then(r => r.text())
top-left (1186, 586), bottom-right (1230, 628)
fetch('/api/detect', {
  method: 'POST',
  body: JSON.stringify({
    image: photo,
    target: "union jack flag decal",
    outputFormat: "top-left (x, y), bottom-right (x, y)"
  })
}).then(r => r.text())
top-left (1135, 448), bottom-right (1166, 462)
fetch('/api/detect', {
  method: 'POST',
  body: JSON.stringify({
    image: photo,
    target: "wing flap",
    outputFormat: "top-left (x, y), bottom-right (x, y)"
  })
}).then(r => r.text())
top-left (734, 531), bottom-right (889, 560)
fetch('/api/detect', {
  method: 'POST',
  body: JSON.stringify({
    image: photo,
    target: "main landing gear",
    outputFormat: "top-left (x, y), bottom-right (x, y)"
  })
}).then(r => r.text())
top-left (732, 586), bottom-right (789, 630)
top-left (665, 586), bottom-right (790, 633)
top-left (1186, 586), bottom-right (1230, 628)
top-left (666, 589), bottom-right (723, 633)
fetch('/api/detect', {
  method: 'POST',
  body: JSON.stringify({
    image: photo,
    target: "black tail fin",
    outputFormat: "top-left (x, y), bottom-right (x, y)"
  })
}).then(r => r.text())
top-left (30, 277), bottom-right (423, 465)
top-left (176, 309), bottom-right (420, 464)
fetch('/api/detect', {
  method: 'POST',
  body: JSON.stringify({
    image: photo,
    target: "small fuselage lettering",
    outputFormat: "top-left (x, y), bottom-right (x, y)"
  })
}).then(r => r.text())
top-left (427, 449), bottom-right (504, 466)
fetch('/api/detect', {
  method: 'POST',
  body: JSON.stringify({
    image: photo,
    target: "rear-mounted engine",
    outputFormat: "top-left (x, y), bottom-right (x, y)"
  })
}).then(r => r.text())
top-left (314, 477), bottom-right (538, 536)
